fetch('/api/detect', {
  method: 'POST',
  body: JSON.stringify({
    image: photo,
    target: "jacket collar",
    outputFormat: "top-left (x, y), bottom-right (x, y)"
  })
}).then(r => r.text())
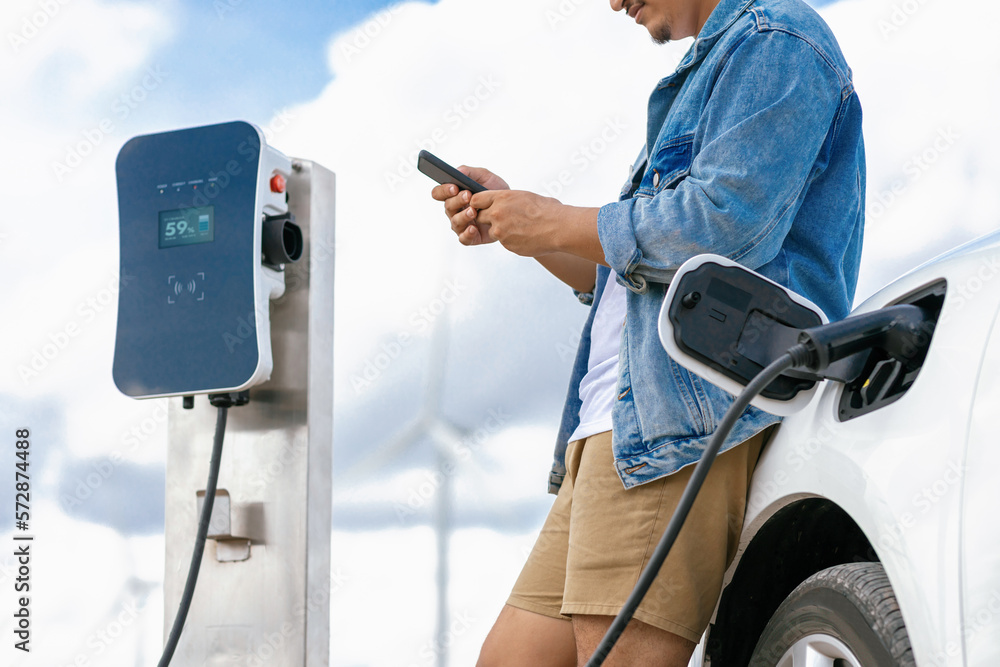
top-left (675, 0), bottom-right (755, 72)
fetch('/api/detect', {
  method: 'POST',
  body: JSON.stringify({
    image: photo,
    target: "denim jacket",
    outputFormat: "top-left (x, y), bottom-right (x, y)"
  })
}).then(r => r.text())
top-left (549, 0), bottom-right (865, 492)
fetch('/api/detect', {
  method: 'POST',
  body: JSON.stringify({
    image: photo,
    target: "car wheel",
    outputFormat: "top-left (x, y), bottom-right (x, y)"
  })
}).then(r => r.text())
top-left (748, 562), bottom-right (914, 667)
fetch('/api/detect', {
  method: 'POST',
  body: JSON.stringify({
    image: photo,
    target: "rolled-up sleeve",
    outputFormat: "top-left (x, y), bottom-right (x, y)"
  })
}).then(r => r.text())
top-left (598, 30), bottom-right (846, 289)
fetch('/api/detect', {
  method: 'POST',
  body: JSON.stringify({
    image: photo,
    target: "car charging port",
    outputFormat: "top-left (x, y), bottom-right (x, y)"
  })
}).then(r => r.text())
top-left (797, 304), bottom-right (932, 374)
top-left (837, 280), bottom-right (945, 421)
top-left (262, 212), bottom-right (303, 269)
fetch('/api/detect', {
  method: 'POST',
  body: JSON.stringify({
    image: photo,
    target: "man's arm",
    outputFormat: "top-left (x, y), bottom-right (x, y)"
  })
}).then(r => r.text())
top-left (438, 35), bottom-right (846, 293)
top-left (596, 32), bottom-right (846, 288)
top-left (431, 170), bottom-right (601, 293)
top-left (535, 251), bottom-right (598, 294)
top-left (466, 37), bottom-right (844, 284)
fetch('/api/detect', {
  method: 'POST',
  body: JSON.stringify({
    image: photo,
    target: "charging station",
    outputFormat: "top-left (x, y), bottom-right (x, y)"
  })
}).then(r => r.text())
top-left (114, 122), bottom-right (335, 665)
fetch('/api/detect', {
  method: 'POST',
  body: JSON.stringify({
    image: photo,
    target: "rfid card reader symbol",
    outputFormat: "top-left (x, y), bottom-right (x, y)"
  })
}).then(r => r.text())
top-left (167, 272), bottom-right (206, 304)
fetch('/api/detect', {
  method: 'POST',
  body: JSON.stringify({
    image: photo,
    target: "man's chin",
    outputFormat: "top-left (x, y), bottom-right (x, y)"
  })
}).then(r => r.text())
top-left (650, 28), bottom-right (672, 45)
top-left (645, 20), bottom-right (673, 44)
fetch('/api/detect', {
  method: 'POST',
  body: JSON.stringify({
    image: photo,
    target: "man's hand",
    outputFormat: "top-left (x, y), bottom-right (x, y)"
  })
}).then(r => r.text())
top-left (430, 166), bottom-right (509, 246)
top-left (429, 164), bottom-right (606, 269)
top-left (468, 189), bottom-right (565, 257)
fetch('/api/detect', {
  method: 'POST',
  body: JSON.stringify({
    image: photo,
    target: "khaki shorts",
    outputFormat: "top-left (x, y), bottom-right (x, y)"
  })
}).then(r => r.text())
top-left (507, 429), bottom-right (767, 643)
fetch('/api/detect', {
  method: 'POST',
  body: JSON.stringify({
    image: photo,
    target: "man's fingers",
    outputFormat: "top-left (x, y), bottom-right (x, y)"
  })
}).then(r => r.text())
top-left (430, 174), bottom-right (502, 247)
top-left (431, 183), bottom-right (459, 202)
top-left (459, 224), bottom-right (481, 245)
top-left (450, 205), bottom-right (477, 235)
top-left (469, 190), bottom-right (496, 210)
top-left (459, 166), bottom-right (510, 191)
top-left (458, 222), bottom-right (493, 246)
top-left (442, 190), bottom-right (473, 218)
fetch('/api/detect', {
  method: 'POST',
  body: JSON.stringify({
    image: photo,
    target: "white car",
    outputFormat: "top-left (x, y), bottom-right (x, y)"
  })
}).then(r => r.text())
top-left (678, 231), bottom-right (1000, 666)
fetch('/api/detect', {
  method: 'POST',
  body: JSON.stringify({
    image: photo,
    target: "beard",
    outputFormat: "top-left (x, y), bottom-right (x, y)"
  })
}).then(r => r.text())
top-left (650, 22), bottom-right (673, 44)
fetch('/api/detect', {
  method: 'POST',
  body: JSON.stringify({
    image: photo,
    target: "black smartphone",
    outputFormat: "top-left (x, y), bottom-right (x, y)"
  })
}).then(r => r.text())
top-left (417, 150), bottom-right (487, 194)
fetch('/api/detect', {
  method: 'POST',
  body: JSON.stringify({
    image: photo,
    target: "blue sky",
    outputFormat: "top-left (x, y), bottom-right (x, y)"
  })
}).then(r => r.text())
top-left (139, 0), bottom-right (439, 125)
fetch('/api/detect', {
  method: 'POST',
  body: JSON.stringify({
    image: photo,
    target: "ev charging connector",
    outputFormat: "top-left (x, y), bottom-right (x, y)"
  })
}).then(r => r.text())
top-left (658, 254), bottom-right (942, 418)
top-left (586, 254), bottom-right (942, 666)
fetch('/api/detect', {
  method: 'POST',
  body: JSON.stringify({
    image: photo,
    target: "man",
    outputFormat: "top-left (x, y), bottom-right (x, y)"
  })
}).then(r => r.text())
top-left (431, 0), bottom-right (864, 664)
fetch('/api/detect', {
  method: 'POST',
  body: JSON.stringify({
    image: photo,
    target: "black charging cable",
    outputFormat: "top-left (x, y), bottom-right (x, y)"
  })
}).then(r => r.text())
top-left (585, 345), bottom-right (813, 667)
top-left (158, 391), bottom-right (245, 667)
top-left (585, 300), bottom-right (937, 664)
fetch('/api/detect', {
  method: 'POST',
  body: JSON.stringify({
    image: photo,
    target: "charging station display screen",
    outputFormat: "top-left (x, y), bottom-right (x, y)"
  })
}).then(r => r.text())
top-left (158, 206), bottom-right (215, 248)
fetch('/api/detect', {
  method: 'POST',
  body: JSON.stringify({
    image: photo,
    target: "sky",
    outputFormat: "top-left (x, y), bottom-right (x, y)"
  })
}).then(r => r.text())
top-left (2, 0), bottom-right (1000, 665)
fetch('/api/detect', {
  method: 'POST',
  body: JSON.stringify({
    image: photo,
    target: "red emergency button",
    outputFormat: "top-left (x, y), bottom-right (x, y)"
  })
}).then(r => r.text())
top-left (270, 173), bottom-right (286, 193)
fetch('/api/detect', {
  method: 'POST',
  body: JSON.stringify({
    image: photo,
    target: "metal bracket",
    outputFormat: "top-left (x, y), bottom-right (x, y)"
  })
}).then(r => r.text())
top-left (196, 489), bottom-right (253, 562)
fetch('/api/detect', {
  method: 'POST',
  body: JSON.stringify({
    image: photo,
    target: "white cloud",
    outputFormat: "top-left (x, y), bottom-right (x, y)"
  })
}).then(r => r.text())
top-left (0, 0), bottom-right (174, 110)
top-left (0, 1), bottom-right (175, 423)
top-left (822, 0), bottom-right (1000, 300)
top-left (3, 0), bottom-right (1000, 664)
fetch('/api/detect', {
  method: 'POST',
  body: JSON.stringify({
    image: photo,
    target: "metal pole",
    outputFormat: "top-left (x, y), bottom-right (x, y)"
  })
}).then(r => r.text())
top-left (162, 160), bottom-right (335, 665)
top-left (435, 446), bottom-right (452, 667)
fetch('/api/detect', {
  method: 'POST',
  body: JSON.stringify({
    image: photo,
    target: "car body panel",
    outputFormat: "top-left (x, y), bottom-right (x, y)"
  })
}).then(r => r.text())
top-left (961, 300), bottom-right (1000, 665)
top-left (719, 231), bottom-right (1000, 666)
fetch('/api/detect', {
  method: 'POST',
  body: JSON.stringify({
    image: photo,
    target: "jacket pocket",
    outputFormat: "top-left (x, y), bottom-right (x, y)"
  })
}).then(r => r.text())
top-left (636, 133), bottom-right (694, 197)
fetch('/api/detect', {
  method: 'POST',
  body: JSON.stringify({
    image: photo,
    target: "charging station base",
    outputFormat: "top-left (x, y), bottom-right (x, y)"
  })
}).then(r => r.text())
top-left (162, 159), bottom-right (335, 666)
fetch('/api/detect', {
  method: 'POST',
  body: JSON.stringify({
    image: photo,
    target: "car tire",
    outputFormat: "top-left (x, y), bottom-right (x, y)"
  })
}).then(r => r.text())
top-left (748, 562), bottom-right (915, 667)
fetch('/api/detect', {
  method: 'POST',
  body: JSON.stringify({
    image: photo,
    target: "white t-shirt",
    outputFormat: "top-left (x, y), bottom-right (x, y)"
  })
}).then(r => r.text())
top-left (568, 272), bottom-right (628, 443)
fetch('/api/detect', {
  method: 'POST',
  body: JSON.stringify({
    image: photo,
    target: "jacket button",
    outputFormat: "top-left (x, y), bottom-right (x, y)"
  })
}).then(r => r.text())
top-left (652, 171), bottom-right (660, 188)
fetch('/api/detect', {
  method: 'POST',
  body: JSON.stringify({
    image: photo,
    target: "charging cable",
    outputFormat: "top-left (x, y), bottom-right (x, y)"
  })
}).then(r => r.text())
top-left (584, 346), bottom-right (811, 666)
top-left (585, 302), bottom-right (934, 665)
top-left (158, 399), bottom-right (234, 667)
